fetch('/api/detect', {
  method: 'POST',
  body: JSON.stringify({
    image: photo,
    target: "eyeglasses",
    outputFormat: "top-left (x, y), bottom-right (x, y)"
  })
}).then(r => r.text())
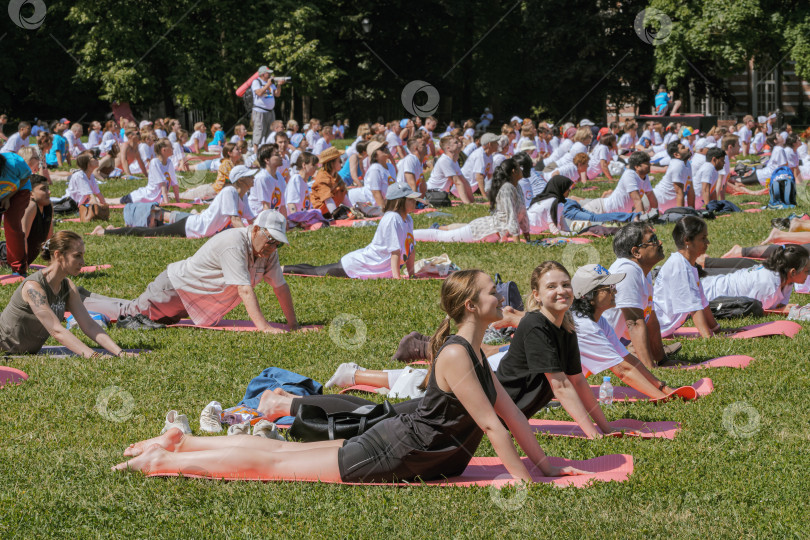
top-left (261, 229), bottom-right (281, 248)
top-left (595, 284), bottom-right (617, 293)
top-left (636, 234), bottom-right (661, 248)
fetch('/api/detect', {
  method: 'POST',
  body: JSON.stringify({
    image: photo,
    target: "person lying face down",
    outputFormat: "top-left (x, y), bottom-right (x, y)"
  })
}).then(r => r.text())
top-left (82, 210), bottom-right (300, 333)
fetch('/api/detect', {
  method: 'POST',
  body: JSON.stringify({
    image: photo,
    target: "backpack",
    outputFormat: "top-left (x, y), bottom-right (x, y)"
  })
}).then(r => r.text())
top-left (767, 166), bottom-right (796, 209)
top-left (708, 296), bottom-right (764, 320)
top-left (661, 207), bottom-right (714, 222)
top-left (425, 190), bottom-right (452, 207)
top-left (494, 273), bottom-right (524, 311)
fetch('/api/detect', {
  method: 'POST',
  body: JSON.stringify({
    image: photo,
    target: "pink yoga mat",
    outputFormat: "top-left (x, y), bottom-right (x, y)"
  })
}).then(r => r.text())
top-left (107, 202), bottom-right (195, 210)
top-left (0, 265), bottom-right (112, 286)
top-left (670, 321), bottom-right (801, 339)
top-left (590, 378), bottom-right (713, 403)
top-left (529, 419), bottom-right (680, 439)
top-left (331, 208), bottom-right (437, 228)
top-left (740, 201), bottom-right (761, 206)
top-left (662, 355), bottom-right (753, 371)
top-left (743, 208), bottom-right (763, 213)
top-left (169, 319), bottom-right (322, 332)
top-left (0, 367), bottom-right (28, 389)
top-left (283, 272), bottom-right (446, 281)
top-left (145, 454), bottom-right (633, 488)
top-left (339, 384), bottom-right (385, 395)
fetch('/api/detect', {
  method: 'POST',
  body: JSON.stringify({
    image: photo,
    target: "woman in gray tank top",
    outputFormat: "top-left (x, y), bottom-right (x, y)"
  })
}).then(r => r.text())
top-left (113, 270), bottom-right (592, 483)
top-left (0, 231), bottom-right (130, 357)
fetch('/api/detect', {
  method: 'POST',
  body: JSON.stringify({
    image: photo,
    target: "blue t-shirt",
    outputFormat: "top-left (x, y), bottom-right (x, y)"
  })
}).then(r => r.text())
top-left (211, 131), bottom-right (225, 146)
top-left (0, 152), bottom-right (33, 200)
top-left (654, 92), bottom-right (670, 113)
top-left (45, 134), bottom-right (67, 166)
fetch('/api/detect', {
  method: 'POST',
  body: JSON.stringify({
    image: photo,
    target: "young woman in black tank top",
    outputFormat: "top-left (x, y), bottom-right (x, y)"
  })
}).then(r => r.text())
top-left (114, 270), bottom-right (590, 483)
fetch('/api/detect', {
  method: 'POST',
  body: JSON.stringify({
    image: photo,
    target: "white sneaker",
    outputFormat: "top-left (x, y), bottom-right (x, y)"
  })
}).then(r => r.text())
top-left (324, 362), bottom-right (366, 389)
top-left (227, 421), bottom-right (250, 436)
top-left (161, 410), bottom-right (192, 435)
top-left (252, 419), bottom-right (285, 441)
top-left (199, 401), bottom-right (223, 433)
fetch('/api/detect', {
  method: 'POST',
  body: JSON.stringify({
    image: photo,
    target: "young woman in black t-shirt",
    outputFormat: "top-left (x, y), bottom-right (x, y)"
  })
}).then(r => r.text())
top-left (113, 270), bottom-right (589, 483)
top-left (495, 261), bottom-right (620, 438)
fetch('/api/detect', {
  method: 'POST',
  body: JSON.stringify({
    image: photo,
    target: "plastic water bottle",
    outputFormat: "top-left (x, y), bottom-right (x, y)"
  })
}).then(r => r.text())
top-left (598, 376), bottom-right (614, 407)
top-left (352, 220), bottom-right (378, 228)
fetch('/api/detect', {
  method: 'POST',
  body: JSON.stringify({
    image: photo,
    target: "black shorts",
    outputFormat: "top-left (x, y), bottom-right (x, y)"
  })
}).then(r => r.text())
top-left (338, 425), bottom-right (406, 483)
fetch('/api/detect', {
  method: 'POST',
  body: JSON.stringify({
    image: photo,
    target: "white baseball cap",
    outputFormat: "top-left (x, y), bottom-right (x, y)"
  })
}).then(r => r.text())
top-left (139, 120), bottom-right (153, 129)
top-left (572, 264), bottom-right (625, 299)
top-left (229, 165), bottom-right (259, 183)
top-left (254, 210), bottom-right (289, 245)
top-left (579, 119), bottom-right (595, 127)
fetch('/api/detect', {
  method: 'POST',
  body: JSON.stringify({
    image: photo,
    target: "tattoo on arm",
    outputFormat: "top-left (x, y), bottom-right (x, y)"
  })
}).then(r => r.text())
top-left (27, 288), bottom-right (48, 307)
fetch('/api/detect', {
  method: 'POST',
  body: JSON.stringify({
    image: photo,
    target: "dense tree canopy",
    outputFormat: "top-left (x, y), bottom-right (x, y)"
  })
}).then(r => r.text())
top-left (0, 0), bottom-right (807, 126)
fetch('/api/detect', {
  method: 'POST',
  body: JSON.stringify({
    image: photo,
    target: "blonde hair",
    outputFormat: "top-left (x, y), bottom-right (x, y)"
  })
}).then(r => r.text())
top-left (525, 261), bottom-right (575, 333)
top-left (194, 122), bottom-right (205, 131)
top-left (18, 146), bottom-right (37, 162)
top-left (573, 127), bottom-right (593, 144)
top-left (154, 138), bottom-right (171, 154)
top-left (422, 269), bottom-right (486, 388)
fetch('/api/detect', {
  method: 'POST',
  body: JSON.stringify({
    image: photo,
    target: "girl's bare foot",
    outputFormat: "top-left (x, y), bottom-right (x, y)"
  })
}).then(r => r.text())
top-left (256, 389), bottom-right (293, 420)
top-left (722, 245), bottom-right (743, 258)
top-left (123, 426), bottom-right (185, 457)
top-left (112, 443), bottom-right (167, 473)
top-left (760, 229), bottom-right (780, 246)
top-left (90, 225), bottom-right (106, 236)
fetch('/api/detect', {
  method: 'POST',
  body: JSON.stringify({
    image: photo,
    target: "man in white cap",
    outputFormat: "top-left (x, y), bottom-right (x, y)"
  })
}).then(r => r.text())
top-left (476, 107), bottom-right (493, 130)
top-left (83, 209), bottom-right (299, 333)
top-left (462, 132), bottom-right (499, 198)
top-left (252, 66), bottom-right (285, 153)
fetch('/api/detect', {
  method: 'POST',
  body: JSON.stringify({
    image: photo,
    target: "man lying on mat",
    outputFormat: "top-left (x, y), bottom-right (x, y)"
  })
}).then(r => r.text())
top-left (82, 210), bottom-right (299, 333)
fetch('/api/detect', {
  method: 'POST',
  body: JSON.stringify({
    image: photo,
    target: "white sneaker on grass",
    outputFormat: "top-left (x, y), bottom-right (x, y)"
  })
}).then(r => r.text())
top-left (252, 419), bottom-right (285, 441)
top-left (161, 410), bottom-right (192, 435)
top-left (199, 401), bottom-right (223, 433)
top-left (227, 421), bottom-right (250, 436)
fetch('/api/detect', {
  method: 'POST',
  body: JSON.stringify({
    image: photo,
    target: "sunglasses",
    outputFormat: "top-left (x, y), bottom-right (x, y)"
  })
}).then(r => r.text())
top-left (595, 284), bottom-right (617, 293)
top-left (636, 234), bottom-right (661, 248)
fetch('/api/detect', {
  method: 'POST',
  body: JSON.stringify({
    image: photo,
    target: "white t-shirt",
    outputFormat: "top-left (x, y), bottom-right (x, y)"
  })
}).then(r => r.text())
top-left (248, 169), bottom-right (286, 215)
top-left (517, 178), bottom-right (533, 209)
top-left (251, 78), bottom-right (276, 112)
top-left (129, 158), bottom-right (177, 203)
top-left (426, 154), bottom-right (463, 192)
top-left (587, 145), bottom-right (613, 178)
top-left (618, 133), bottom-right (637, 152)
top-left (1, 133), bottom-right (25, 154)
top-left (690, 152), bottom-right (706, 172)
top-left (785, 147), bottom-right (799, 168)
top-left (461, 147), bottom-right (493, 189)
top-left (528, 170), bottom-right (548, 197)
top-left (166, 227), bottom-right (285, 326)
top-left (738, 125), bottom-right (752, 144)
top-left (138, 143), bottom-right (154, 165)
top-left (311, 138), bottom-right (332, 156)
top-left (188, 131), bottom-right (206, 151)
top-left (305, 129), bottom-right (321, 149)
top-left (654, 158), bottom-right (689, 211)
top-left (463, 128), bottom-right (475, 139)
top-left (547, 139), bottom-right (573, 163)
top-left (603, 169), bottom-right (652, 213)
top-left (527, 197), bottom-right (563, 233)
top-left (653, 252), bottom-right (709, 337)
top-left (463, 142), bottom-right (478, 157)
top-left (170, 142), bottom-right (185, 168)
top-left (603, 258), bottom-right (654, 341)
top-left (340, 212), bottom-right (414, 279)
top-left (752, 132), bottom-right (766, 153)
top-left (184, 185), bottom-right (253, 239)
top-left (702, 266), bottom-right (791, 310)
top-left (64, 130), bottom-right (86, 156)
top-left (66, 170), bottom-right (101, 204)
top-left (168, 132), bottom-right (178, 143)
top-left (763, 146), bottom-right (787, 174)
top-left (693, 162), bottom-right (718, 208)
top-left (88, 130), bottom-right (102, 149)
top-left (155, 129), bottom-right (167, 139)
top-left (285, 173), bottom-right (311, 212)
top-left (385, 131), bottom-right (403, 152)
top-left (574, 313), bottom-right (628, 377)
top-left (396, 153), bottom-right (425, 191)
top-left (359, 163), bottom-right (395, 203)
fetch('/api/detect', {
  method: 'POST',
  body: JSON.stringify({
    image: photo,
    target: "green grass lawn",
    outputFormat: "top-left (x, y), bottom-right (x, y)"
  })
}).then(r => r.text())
top-left (1, 169), bottom-right (809, 538)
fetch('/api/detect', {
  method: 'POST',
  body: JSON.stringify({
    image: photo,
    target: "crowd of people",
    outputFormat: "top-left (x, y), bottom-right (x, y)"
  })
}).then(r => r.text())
top-left (2, 66), bottom-right (809, 485)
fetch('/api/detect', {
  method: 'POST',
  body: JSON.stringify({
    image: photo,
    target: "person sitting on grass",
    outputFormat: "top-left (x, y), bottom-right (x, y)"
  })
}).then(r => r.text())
top-left (66, 151), bottom-right (107, 207)
top-left (94, 143), bottom-right (120, 181)
top-left (425, 135), bottom-right (475, 204)
top-left (652, 141), bottom-right (691, 211)
top-left (283, 183), bottom-right (418, 279)
top-left (461, 132), bottom-right (499, 200)
top-left (653, 216), bottom-right (722, 338)
top-left (414, 159), bottom-right (530, 243)
top-left (310, 147), bottom-right (349, 219)
top-left (84, 210), bottom-right (298, 333)
top-left (187, 122), bottom-right (207, 154)
top-left (90, 165), bottom-right (256, 238)
top-left (116, 139), bottom-right (180, 205)
top-left (578, 152), bottom-right (657, 216)
top-left (0, 174), bottom-right (52, 269)
top-left (65, 123), bottom-right (86, 158)
top-left (116, 129), bottom-right (147, 177)
top-left (337, 140), bottom-right (367, 187)
top-left (692, 148), bottom-right (725, 210)
top-left (249, 144), bottom-right (286, 217)
top-left (347, 141), bottom-right (396, 209)
top-left (285, 152), bottom-right (316, 214)
top-left (0, 231), bottom-right (132, 357)
top-left (45, 122), bottom-right (68, 169)
top-left (113, 269), bottom-right (591, 482)
top-left (170, 129), bottom-right (189, 172)
top-left (0, 121), bottom-right (30, 154)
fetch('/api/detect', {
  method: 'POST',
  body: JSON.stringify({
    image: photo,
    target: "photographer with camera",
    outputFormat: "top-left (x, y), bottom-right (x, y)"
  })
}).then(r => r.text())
top-left (252, 66), bottom-right (285, 153)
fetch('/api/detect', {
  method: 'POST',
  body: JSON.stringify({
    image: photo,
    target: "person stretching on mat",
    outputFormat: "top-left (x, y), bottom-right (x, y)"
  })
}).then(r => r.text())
top-left (83, 210), bottom-right (298, 332)
top-left (698, 245), bottom-right (810, 310)
top-left (113, 269), bottom-right (591, 482)
top-left (413, 158), bottom-right (530, 243)
top-left (653, 216), bottom-right (722, 338)
top-left (0, 231), bottom-right (131, 357)
top-left (283, 183), bottom-right (418, 279)
top-left (115, 138), bottom-right (180, 205)
top-left (89, 165), bottom-right (257, 238)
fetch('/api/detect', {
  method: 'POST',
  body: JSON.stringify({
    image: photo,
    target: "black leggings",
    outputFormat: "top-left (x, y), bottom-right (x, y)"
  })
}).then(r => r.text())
top-left (282, 262), bottom-right (348, 277)
top-left (289, 394), bottom-right (420, 416)
top-left (104, 217), bottom-right (188, 237)
top-left (702, 257), bottom-right (760, 276)
top-left (739, 171), bottom-right (761, 186)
